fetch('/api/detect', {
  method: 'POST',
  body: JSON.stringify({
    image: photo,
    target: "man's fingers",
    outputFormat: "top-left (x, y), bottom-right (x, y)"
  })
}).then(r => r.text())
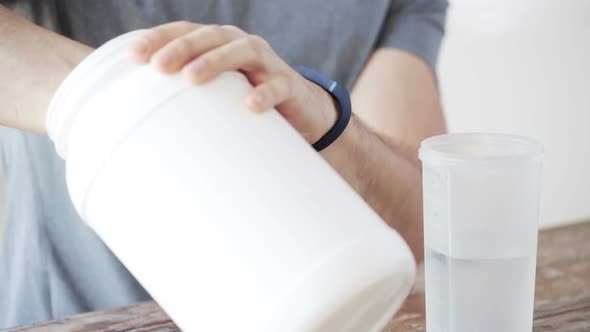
top-left (182, 35), bottom-right (267, 82)
top-left (129, 22), bottom-right (297, 119)
top-left (129, 21), bottom-right (200, 63)
top-left (151, 25), bottom-right (247, 73)
top-left (245, 75), bottom-right (293, 113)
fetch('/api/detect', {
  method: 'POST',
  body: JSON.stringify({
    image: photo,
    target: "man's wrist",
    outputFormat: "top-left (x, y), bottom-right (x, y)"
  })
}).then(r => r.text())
top-left (319, 114), bottom-right (372, 200)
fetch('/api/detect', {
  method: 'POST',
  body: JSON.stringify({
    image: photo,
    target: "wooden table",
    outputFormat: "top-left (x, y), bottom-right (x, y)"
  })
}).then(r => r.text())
top-left (5, 221), bottom-right (590, 332)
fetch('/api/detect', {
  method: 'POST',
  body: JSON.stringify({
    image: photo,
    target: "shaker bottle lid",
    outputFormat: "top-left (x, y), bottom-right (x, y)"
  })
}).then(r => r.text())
top-left (419, 133), bottom-right (543, 165)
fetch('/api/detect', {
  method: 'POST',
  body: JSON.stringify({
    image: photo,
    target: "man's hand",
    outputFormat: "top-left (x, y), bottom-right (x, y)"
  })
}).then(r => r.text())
top-left (129, 21), bottom-right (337, 145)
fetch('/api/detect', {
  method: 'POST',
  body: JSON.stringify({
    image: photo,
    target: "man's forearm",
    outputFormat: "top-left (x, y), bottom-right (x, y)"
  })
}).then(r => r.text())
top-left (0, 6), bottom-right (92, 132)
top-left (321, 115), bottom-right (424, 261)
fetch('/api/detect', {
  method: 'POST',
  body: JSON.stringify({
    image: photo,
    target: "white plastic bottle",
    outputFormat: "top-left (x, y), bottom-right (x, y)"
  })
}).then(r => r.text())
top-left (46, 31), bottom-right (416, 332)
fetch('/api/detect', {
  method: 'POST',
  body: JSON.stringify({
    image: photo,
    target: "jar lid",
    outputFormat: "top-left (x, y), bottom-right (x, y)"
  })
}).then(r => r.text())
top-left (47, 30), bottom-right (146, 158)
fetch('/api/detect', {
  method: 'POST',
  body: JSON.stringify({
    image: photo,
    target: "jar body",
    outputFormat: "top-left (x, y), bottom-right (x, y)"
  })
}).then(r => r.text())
top-left (47, 31), bottom-right (416, 332)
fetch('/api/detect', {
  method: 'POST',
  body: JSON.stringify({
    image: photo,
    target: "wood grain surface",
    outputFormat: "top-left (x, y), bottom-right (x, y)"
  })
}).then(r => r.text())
top-left (4, 221), bottom-right (589, 332)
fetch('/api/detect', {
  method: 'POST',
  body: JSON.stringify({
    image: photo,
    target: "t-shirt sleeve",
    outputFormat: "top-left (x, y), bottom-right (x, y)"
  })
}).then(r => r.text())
top-left (377, 0), bottom-right (448, 71)
top-left (0, 0), bottom-right (60, 31)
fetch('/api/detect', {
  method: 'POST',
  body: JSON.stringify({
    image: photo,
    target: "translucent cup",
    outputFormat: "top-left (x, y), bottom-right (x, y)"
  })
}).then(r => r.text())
top-left (419, 133), bottom-right (543, 332)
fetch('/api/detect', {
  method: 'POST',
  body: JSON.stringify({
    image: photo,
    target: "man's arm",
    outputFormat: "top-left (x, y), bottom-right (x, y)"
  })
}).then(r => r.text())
top-left (321, 49), bottom-right (446, 261)
top-left (0, 5), bottom-right (92, 132)
top-left (0, 6), bottom-right (443, 261)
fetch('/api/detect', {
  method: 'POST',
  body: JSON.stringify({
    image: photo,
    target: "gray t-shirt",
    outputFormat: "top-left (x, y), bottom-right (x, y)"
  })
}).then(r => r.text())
top-left (0, 0), bottom-right (447, 327)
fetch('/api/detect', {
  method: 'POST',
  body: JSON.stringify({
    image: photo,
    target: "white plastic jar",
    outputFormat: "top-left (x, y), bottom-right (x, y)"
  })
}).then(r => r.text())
top-left (47, 31), bottom-right (416, 332)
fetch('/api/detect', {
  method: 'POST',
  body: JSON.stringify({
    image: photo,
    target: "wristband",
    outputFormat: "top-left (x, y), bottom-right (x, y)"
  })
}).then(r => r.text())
top-left (293, 66), bottom-right (352, 152)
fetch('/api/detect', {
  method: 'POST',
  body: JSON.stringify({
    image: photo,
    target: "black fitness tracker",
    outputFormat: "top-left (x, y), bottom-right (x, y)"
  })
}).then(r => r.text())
top-left (293, 66), bottom-right (352, 152)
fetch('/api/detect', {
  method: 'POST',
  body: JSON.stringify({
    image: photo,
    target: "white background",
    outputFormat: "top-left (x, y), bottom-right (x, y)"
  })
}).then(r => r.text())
top-left (1, 0), bottom-right (589, 237)
top-left (439, 0), bottom-right (590, 228)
